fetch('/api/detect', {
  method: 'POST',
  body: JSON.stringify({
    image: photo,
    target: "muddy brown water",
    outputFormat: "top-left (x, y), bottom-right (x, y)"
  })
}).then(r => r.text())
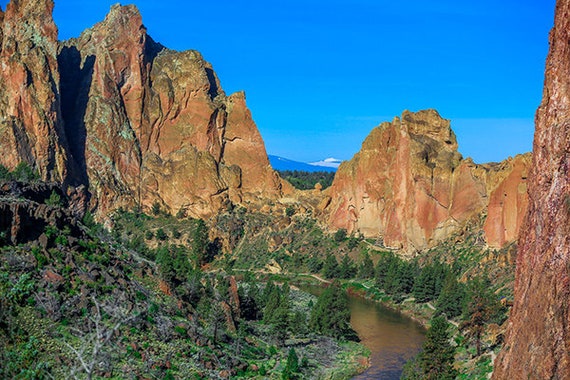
top-left (301, 285), bottom-right (426, 379)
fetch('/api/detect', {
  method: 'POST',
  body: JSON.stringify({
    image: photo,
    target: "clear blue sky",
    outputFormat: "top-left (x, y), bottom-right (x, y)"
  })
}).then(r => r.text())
top-left (1, 0), bottom-right (555, 163)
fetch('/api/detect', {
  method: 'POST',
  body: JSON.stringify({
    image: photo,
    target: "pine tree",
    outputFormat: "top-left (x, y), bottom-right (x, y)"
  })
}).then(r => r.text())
top-left (358, 251), bottom-right (375, 279)
top-left (263, 286), bottom-right (282, 324)
top-left (191, 219), bottom-right (209, 267)
top-left (384, 258), bottom-right (401, 295)
top-left (420, 316), bottom-right (457, 380)
top-left (461, 277), bottom-right (504, 356)
top-left (339, 254), bottom-right (356, 279)
top-left (323, 254), bottom-right (340, 279)
top-left (375, 253), bottom-right (389, 289)
top-left (272, 301), bottom-right (290, 344)
top-left (286, 347), bottom-right (299, 373)
top-left (309, 281), bottom-right (358, 341)
top-left (436, 272), bottom-right (465, 319)
top-left (413, 265), bottom-right (436, 302)
top-left (398, 260), bottom-right (417, 294)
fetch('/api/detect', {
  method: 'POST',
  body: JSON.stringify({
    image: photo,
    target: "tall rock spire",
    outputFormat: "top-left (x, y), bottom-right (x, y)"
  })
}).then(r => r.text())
top-left (0, 0), bottom-right (69, 182)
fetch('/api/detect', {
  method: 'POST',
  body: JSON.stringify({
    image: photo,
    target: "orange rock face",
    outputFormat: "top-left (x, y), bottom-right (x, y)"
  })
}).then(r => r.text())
top-left (483, 155), bottom-right (530, 249)
top-left (0, 1), bottom-right (286, 218)
top-left (324, 110), bottom-right (530, 251)
top-left (0, 0), bottom-right (70, 182)
top-left (493, 1), bottom-right (570, 377)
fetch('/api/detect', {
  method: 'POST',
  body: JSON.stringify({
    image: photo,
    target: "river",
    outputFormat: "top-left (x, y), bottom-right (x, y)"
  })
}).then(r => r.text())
top-left (348, 296), bottom-right (425, 379)
top-left (300, 284), bottom-right (425, 379)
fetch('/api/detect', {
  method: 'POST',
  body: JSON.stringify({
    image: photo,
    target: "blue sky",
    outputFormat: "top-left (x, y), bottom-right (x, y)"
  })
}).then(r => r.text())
top-left (1, 0), bottom-right (555, 163)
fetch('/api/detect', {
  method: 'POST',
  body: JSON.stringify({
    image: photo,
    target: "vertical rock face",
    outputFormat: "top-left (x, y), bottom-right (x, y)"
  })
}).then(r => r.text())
top-left (493, 1), bottom-right (570, 377)
top-left (0, 1), bottom-right (286, 218)
top-left (324, 110), bottom-right (530, 251)
top-left (59, 4), bottom-right (148, 212)
top-left (483, 155), bottom-right (530, 249)
top-left (0, 0), bottom-right (69, 181)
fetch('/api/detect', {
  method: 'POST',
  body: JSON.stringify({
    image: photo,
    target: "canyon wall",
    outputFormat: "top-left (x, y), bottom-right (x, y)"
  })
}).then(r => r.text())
top-left (0, 0), bottom-right (70, 182)
top-left (323, 110), bottom-right (530, 251)
top-left (0, 0), bottom-right (288, 218)
top-left (493, 0), bottom-right (570, 377)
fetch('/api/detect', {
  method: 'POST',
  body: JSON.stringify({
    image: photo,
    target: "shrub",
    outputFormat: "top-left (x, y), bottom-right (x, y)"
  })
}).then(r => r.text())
top-left (334, 228), bottom-right (347, 242)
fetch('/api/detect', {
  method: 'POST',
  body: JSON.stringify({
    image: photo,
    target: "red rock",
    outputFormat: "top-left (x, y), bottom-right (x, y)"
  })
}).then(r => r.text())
top-left (0, 2), bottom-right (288, 219)
top-left (324, 110), bottom-right (530, 252)
top-left (493, 1), bottom-right (570, 378)
top-left (0, 0), bottom-right (70, 182)
top-left (483, 155), bottom-right (530, 248)
top-left (44, 269), bottom-right (64, 285)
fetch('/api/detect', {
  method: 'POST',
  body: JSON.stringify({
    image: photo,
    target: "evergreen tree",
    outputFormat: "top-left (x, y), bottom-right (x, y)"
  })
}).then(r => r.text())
top-left (375, 253), bottom-right (390, 289)
top-left (282, 347), bottom-right (299, 379)
top-left (272, 301), bottom-right (290, 344)
top-left (436, 272), bottom-right (465, 319)
top-left (413, 265), bottom-right (436, 302)
top-left (461, 277), bottom-right (504, 356)
top-left (398, 260), bottom-right (418, 295)
top-left (192, 219), bottom-right (209, 267)
top-left (358, 251), bottom-right (375, 279)
top-left (420, 316), bottom-right (457, 380)
top-left (309, 281), bottom-right (358, 340)
top-left (323, 254), bottom-right (340, 279)
top-left (290, 310), bottom-right (308, 335)
top-left (339, 254), bottom-right (357, 279)
top-left (384, 257), bottom-right (401, 295)
top-left (208, 301), bottom-right (227, 345)
top-left (263, 286), bottom-right (282, 324)
top-left (307, 255), bottom-right (323, 273)
top-left (156, 246), bottom-right (172, 280)
top-left (0, 164), bottom-right (11, 181)
top-left (262, 280), bottom-right (277, 308)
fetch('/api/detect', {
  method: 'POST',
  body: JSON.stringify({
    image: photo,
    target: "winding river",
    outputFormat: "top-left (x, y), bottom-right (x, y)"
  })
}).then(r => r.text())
top-left (348, 296), bottom-right (425, 379)
top-left (301, 284), bottom-right (425, 379)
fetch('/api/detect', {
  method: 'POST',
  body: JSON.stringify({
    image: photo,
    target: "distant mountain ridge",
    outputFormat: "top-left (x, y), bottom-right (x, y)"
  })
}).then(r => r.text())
top-left (269, 155), bottom-right (337, 172)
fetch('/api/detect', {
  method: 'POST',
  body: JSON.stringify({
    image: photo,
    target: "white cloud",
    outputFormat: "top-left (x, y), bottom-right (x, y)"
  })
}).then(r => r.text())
top-left (309, 157), bottom-right (343, 168)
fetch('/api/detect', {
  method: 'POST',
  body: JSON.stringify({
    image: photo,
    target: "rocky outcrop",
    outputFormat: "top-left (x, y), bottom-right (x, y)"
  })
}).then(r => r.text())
top-left (483, 155), bottom-right (530, 249)
top-left (493, 0), bottom-right (570, 377)
top-left (0, 0), bottom-right (70, 182)
top-left (0, 181), bottom-right (83, 245)
top-left (324, 110), bottom-right (530, 251)
top-left (0, 1), bottom-right (286, 218)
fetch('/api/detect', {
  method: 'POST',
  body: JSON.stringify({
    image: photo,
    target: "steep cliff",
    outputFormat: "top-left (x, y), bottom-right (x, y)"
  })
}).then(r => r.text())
top-left (493, 0), bottom-right (570, 377)
top-left (324, 110), bottom-right (530, 251)
top-left (0, 1), bottom-right (286, 218)
top-left (0, 0), bottom-right (70, 182)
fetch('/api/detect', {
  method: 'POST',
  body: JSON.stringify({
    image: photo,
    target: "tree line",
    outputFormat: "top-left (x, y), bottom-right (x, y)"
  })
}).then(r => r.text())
top-left (277, 170), bottom-right (335, 190)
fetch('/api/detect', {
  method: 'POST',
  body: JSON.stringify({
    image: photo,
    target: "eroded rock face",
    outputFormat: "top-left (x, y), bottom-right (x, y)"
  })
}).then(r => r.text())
top-left (493, 1), bottom-right (570, 377)
top-left (324, 110), bottom-right (530, 251)
top-left (0, 0), bottom-right (70, 182)
top-left (0, 1), bottom-right (286, 218)
top-left (483, 155), bottom-right (530, 249)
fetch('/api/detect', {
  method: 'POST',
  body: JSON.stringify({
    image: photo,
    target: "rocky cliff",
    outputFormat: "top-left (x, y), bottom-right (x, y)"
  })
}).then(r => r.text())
top-left (323, 110), bottom-right (530, 251)
top-left (0, 0), bottom-right (288, 218)
top-left (493, 0), bottom-right (570, 377)
top-left (0, 0), bottom-right (70, 182)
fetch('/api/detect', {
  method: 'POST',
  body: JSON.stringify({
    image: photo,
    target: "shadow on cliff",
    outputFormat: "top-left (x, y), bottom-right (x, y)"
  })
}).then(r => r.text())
top-left (58, 46), bottom-right (94, 190)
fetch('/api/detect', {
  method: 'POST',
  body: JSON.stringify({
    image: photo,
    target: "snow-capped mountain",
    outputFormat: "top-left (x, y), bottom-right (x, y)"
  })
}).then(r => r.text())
top-left (268, 155), bottom-right (338, 172)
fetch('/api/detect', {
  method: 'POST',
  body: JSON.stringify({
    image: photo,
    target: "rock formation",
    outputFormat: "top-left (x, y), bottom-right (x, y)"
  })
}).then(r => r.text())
top-left (493, 0), bottom-right (570, 377)
top-left (0, 0), bottom-right (287, 218)
top-left (0, 0), bottom-right (70, 182)
top-left (323, 110), bottom-right (530, 251)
